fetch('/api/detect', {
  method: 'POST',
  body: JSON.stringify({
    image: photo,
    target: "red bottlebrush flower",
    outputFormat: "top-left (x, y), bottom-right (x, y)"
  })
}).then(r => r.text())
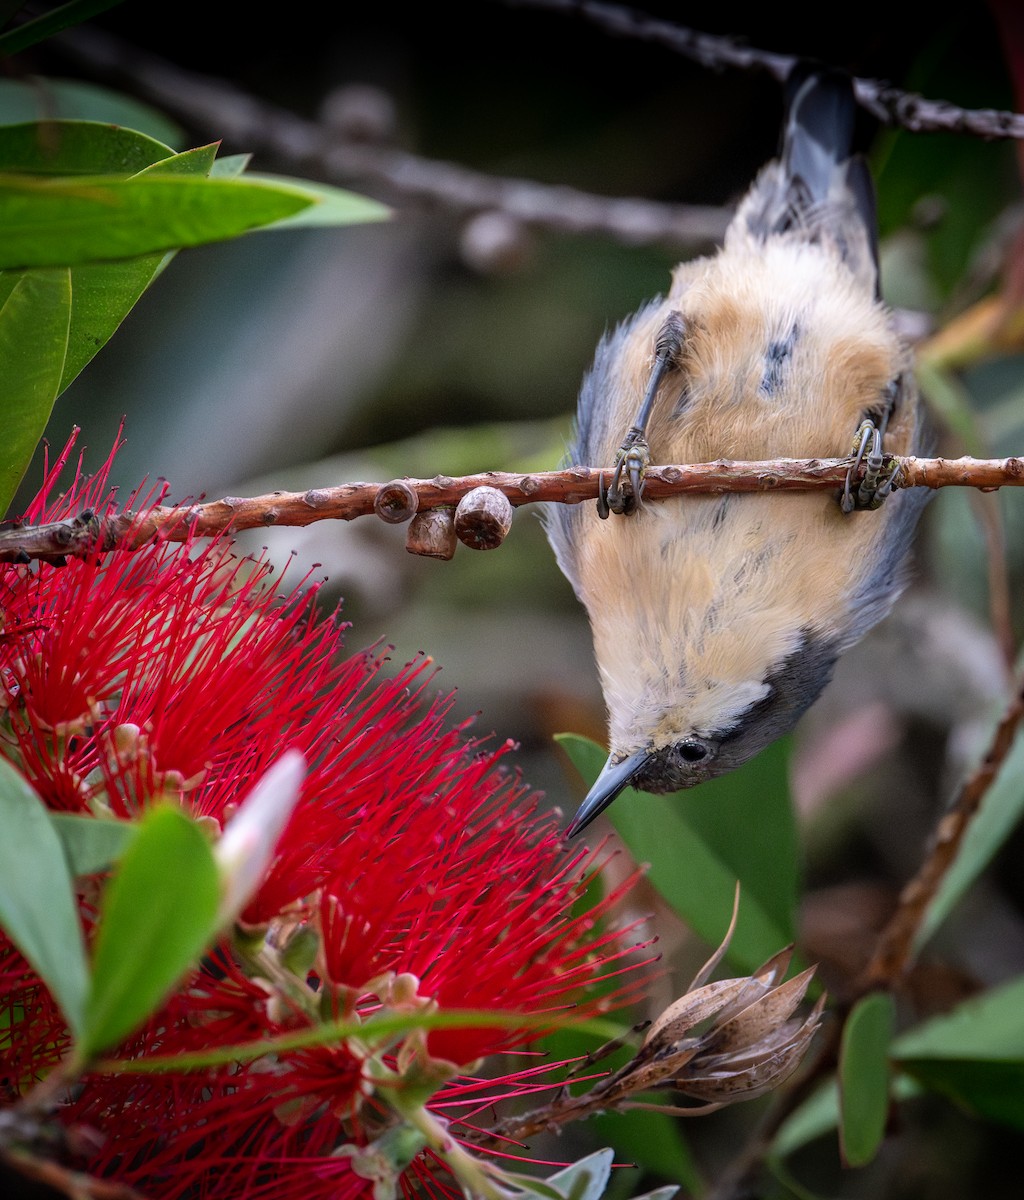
top-left (0, 431), bottom-right (657, 1200)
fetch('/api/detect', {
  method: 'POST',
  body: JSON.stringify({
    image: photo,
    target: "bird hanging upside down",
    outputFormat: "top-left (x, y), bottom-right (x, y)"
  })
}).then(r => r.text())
top-left (544, 66), bottom-right (931, 838)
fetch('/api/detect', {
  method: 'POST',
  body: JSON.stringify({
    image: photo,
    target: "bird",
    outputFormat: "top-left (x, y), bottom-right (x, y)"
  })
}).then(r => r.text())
top-left (544, 65), bottom-right (932, 838)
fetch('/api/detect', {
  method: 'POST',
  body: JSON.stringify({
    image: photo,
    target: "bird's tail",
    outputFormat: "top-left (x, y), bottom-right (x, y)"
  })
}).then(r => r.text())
top-left (733, 66), bottom-right (880, 293)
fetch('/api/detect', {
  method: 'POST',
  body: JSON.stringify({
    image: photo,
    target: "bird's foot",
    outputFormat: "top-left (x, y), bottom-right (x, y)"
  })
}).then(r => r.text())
top-left (841, 418), bottom-right (901, 513)
top-left (598, 430), bottom-right (650, 518)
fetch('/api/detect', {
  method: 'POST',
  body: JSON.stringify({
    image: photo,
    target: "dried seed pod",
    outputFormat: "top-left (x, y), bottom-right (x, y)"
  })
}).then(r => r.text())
top-left (700, 965), bottom-right (817, 1054)
top-left (374, 480), bottom-right (418, 525)
top-left (643, 977), bottom-right (750, 1051)
top-left (454, 486), bottom-right (514, 550)
top-left (406, 509), bottom-right (457, 560)
top-left (674, 992), bottom-right (826, 1102)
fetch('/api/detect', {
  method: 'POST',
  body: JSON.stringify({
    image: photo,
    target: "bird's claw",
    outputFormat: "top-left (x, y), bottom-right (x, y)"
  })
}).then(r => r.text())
top-left (598, 432), bottom-right (650, 518)
top-left (842, 418), bottom-right (900, 513)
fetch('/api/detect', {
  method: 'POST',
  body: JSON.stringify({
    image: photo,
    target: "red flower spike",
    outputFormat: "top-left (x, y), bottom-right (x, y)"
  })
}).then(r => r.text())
top-left (0, 431), bottom-right (657, 1200)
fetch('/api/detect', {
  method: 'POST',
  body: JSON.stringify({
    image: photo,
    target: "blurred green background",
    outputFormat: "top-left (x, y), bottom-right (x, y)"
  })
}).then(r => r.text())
top-left (10, 2), bottom-right (1024, 1195)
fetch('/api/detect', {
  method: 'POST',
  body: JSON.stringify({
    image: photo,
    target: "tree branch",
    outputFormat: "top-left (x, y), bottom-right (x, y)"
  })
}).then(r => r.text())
top-left (3, 455), bottom-right (1023, 564)
top-left (509, 0), bottom-right (1024, 140)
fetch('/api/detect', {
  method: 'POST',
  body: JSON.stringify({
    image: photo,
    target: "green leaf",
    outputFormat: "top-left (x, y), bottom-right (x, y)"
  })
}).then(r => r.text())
top-left (49, 813), bottom-right (137, 876)
top-left (57, 256), bottom-right (167, 393)
top-left (58, 142), bottom-right (218, 393)
top-left (557, 733), bottom-right (796, 972)
top-left (891, 974), bottom-right (1024, 1127)
top-left (893, 974), bottom-right (1024, 1060)
top-left (839, 992), bottom-right (894, 1167)
top-left (210, 153), bottom-right (252, 179)
top-left (666, 732), bottom-right (798, 940)
top-left (518, 1149), bottom-right (680, 1200)
top-left (244, 173), bottom-right (391, 229)
top-left (536, 1148), bottom-right (613, 1200)
top-left (78, 804), bottom-right (221, 1063)
top-left (894, 1058), bottom-right (1024, 1128)
top-left (0, 173), bottom-right (316, 269)
top-left (0, 266), bottom-right (71, 514)
top-left (0, 119), bottom-right (174, 175)
top-left (916, 724), bottom-right (1024, 953)
top-left (0, 80), bottom-right (183, 148)
top-left (0, 756), bottom-right (88, 1036)
top-left (133, 144), bottom-right (219, 180)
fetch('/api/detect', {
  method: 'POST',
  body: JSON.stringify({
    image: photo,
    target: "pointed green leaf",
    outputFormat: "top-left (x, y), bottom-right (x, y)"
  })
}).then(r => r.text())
top-left (79, 804), bottom-right (221, 1062)
top-left (557, 733), bottom-right (793, 972)
top-left (243, 173), bottom-right (391, 229)
top-left (58, 142), bottom-right (219, 393)
top-left (839, 992), bottom-right (894, 1167)
top-left (0, 174), bottom-right (315, 269)
top-left (132, 144), bottom-right (219, 180)
top-left (0, 266), bottom-right (71, 514)
top-left (0, 757), bottom-right (88, 1036)
top-left (49, 813), bottom-right (137, 876)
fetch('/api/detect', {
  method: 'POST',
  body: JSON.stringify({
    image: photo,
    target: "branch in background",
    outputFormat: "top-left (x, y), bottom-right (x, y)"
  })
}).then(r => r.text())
top-left (47, 10), bottom-right (1024, 267)
top-left (47, 22), bottom-right (731, 252)
top-left (509, 0), bottom-right (1024, 139)
top-left (2, 454), bottom-right (1023, 564)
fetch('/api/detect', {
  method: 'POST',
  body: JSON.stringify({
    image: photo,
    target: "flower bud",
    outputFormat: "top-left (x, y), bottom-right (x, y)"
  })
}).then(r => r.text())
top-left (214, 751), bottom-right (306, 924)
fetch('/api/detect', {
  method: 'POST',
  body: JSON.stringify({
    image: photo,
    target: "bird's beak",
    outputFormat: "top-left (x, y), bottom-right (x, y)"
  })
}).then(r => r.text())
top-left (565, 749), bottom-right (650, 838)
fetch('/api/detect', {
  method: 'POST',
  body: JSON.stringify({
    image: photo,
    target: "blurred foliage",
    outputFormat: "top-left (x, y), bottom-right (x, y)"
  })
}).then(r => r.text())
top-left (3, 2), bottom-right (1024, 1198)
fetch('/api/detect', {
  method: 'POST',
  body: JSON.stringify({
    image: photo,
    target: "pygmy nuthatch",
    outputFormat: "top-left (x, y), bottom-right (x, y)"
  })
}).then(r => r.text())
top-left (545, 66), bottom-right (931, 837)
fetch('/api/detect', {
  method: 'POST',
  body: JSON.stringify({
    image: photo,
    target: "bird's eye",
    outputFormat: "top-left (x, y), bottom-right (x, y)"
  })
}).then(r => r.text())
top-left (677, 739), bottom-right (711, 763)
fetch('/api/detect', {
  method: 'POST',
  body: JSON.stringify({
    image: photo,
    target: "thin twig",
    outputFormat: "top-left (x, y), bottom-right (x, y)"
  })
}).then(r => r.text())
top-left (2, 455), bottom-right (1023, 564)
top-left (463, 1080), bottom-right (721, 1148)
top-left (508, 0), bottom-right (1024, 140)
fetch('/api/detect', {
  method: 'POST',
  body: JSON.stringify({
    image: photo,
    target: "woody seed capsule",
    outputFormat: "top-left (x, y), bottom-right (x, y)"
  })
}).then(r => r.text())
top-left (454, 486), bottom-right (513, 550)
